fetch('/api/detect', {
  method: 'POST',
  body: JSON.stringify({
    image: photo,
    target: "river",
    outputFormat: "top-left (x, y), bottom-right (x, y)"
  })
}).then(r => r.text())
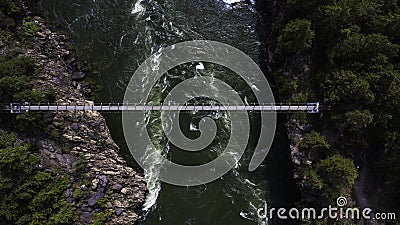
top-left (39, 0), bottom-right (298, 224)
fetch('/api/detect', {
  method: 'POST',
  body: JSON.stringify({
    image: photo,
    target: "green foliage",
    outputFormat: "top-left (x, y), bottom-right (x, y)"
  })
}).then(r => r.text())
top-left (335, 110), bottom-right (374, 133)
top-left (367, 12), bottom-right (400, 40)
top-left (302, 166), bottom-right (324, 191)
top-left (15, 107), bottom-right (54, 133)
top-left (288, 93), bottom-right (307, 104)
top-left (96, 194), bottom-right (113, 208)
top-left (0, 0), bottom-right (20, 15)
top-left (299, 132), bottom-right (331, 161)
top-left (0, 55), bottom-right (36, 78)
top-left (0, 144), bottom-right (38, 171)
top-left (299, 132), bottom-right (330, 152)
top-left (91, 209), bottom-right (114, 225)
top-left (0, 130), bottom-right (15, 148)
top-left (332, 32), bottom-right (400, 69)
top-left (0, 31), bottom-right (13, 45)
top-left (298, 154), bottom-right (357, 208)
top-left (277, 75), bottom-right (299, 99)
top-left (0, 55), bottom-right (37, 103)
top-left (13, 89), bottom-right (47, 103)
top-left (275, 0), bottom-right (400, 216)
top-left (315, 154), bottom-right (358, 201)
top-left (30, 175), bottom-right (74, 225)
top-left (74, 157), bottom-right (86, 172)
top-left (72, 188), bottom-right (83, 200)
top-left (290, 111), bottom-right (308, 125)
top-left (47, 200), bottom-right (75, 225)
top-left (22, 21), bottom-right (40, 37)
top-left (287, 94), bottom-right (309, 124)
top-left (0, 0), bottom-right (20, 29)
top-left (0, 75), bottom-right (29, 102)
top-left (0, 54), bottom-right (53, 132)
top-left (278, 19), bottom-right (315, 54)
top-left (0, 131), bottom-right (75, 224)
top-left (321, 70), bottom-right (375, 106)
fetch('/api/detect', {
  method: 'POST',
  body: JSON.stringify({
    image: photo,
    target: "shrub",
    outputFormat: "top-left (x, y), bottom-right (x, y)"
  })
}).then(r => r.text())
top-left (299, 132), bottom-right (330, 152)
top-left (22, 21), bottom-right (40, 37)
top-left (278, 19), bottom-right (315, 54)
top-left (0, 131), bottom-right (75, 224)
top-left (316, 154), bottom-right (358, 201)
top-left (0, 75), bottom-right (29, 102)
top-left (0, 55), bottom-right (36, 78)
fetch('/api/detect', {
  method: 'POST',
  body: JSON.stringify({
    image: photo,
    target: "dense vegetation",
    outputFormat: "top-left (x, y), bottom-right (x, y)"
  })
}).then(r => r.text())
top-left (269, 0), bottom-right (400, 223)
top-left (0, 132), bottom-right (75, 224)
top-left (0, 0), bottom-right (56, 131)
top-left (0, 1), bottom-right (76, 224)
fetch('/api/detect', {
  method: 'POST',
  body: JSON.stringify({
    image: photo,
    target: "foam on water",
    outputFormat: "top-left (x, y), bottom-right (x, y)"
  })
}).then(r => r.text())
top-left (142, 146), bottom-right (162, 211)
top-left (131, 0), bottom-right (145, 15)
top-left (221, 0), bottom-right (242, 4)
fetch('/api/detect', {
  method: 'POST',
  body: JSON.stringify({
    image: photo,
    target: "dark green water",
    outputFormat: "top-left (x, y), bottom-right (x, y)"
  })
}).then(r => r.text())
top-left (39, 0), bottom-right (298, 224)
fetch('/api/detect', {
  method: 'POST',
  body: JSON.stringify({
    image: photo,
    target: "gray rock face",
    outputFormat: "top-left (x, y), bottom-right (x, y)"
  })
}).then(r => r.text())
top-left (24, 15), bottom-right (147, 225)
top-left (80, 212), bottom-right (92, 224)
top-left (115, 207), bottom-right (123, 216)
top-left (97, 175), bottom-right (108, 187)
top-left (71, 123), bottom-right (79, 131)
top-left (72, 71), bottom-right (86, 81)
top-left (88, 192), bottom-right (104, 207)
top-left (112, 184), bottom-right (123, 191)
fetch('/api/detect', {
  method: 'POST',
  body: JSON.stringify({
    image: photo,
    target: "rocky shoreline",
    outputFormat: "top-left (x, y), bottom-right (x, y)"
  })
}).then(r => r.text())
top-left (19, 13), bottom-right (147, 224)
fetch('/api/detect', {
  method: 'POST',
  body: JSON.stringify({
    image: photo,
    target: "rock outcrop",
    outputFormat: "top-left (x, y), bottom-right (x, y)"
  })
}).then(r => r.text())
top-left (23, 15), bottom-right (147, 224)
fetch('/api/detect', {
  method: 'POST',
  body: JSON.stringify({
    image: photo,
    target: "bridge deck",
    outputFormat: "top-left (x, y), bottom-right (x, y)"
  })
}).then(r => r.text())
top-left (6, 103), bottom-right (320, 114)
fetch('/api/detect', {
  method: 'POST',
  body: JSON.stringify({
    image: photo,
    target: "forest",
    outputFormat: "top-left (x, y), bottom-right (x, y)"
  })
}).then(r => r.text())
top-left (0, 0), bottom-right (76, 224)
top-left (270, 0), bottom-right (400, 224)
top-left (1, 0), bottom-right (400, 224)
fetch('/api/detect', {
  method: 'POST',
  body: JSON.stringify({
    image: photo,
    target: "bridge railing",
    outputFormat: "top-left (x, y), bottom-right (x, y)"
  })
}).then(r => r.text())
top-left (5, 102), bottom-right (320, 114)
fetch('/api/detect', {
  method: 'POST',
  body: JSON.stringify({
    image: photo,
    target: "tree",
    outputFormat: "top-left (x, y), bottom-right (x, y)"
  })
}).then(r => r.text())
top-left (22, 21), bottom-right (40, 37)
top-left (13, 89), bottom-right (46, 103)
top-left (366, 12), bottom-right (400, 41)
top-left (0, 75), bottom-right (28, 102)
top-left (278, 19), bottom-right (315, 55)
top-left (0, 56), bottom-right (36, 78)
top-left (381, 132), bottom-right (400, 185)
top-left (0, 130), bottom-right (15, 148)
top-left (0, 131), bottom-right (75, 224)
top-left (331, 32), bottom-right (399, 70)
top-left (321, 70), bottom-right (375, 106)
top-left (302, 166), bottom-right (324, 191)
top-left (335, 110), bottom-right (374, 134)
top-left (299, 131), bottom-right (331, 161)
top-left (0, 0), bottom-right (20, 15)
top-left (299, 132), bottom-right (330, 150)
top-left (380, 132), bottom-right (400, 213)
top-left (285, 0), bottom-right (335, 18)
top-left (316, 154), bottom-right (358, 202)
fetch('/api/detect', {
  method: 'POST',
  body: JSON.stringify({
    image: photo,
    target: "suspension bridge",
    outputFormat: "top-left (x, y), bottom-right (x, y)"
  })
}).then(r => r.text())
top-left (2, 102), bottom-right (320, 114)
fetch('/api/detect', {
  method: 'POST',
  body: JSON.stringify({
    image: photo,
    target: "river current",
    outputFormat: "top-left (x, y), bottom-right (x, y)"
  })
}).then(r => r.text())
top-left (39, 0), bottom-right (298, 224)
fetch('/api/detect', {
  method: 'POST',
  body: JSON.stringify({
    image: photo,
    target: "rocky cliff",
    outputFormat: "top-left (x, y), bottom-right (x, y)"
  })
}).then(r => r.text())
top-left (20, 13), bottom-right (147, 224)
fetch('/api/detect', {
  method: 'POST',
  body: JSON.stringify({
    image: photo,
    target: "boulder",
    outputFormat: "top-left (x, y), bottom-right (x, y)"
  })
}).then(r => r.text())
top-left (88, 192), bottom-right (104, 207)
top-left (72, 71), bottom-right (85, 81)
